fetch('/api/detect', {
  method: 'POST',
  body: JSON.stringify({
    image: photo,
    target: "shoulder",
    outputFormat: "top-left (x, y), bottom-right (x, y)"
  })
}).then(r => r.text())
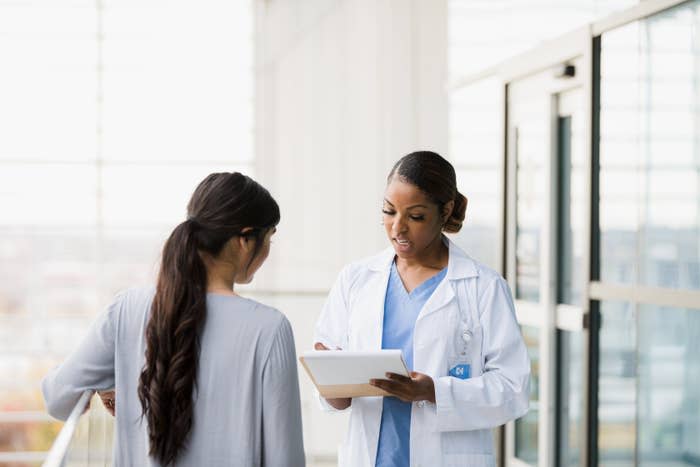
top-left (461, 257), bottom-right (514, 310)
top-left (473, 260), bottom-right (505, 289)
top-left (335, 247), bottom-right (393, 288)
top-left (117, 285), bottom-right (156, 307)
top-left (97, 285), bottom-right (154, 319)
top-left (448, 242), bottom-right (510, 301)
top-left (232, 296), bottom-right (290, 331)
top-left (239, 299), bottom-right (296, 353)
top-left (95, 286), bottom-right (156, 338)
top-left (446, 238), bottom-right (504, 287)
top-left (206, 295), bottom-right (294, 349)
top-left (250, 298), bottom-right (286, 323)
top-left (109, 285), bottom-right (155, 319)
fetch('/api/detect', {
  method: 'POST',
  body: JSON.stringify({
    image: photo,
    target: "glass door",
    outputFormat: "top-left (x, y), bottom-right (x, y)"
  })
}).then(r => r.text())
top-left (507, 70), bottom-right (551, 467)
top-left (554, 88), bottom-right (587, 467)
top-left (504, 50), bottom-right (590, 467)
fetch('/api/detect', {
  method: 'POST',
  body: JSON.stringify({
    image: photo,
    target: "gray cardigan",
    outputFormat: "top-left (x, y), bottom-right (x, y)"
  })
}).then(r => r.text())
top-left (42, 287), bottom-right (305, 467)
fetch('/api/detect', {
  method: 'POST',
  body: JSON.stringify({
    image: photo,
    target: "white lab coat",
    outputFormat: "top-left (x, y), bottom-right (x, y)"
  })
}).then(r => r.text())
top-left (314, 237), bottom-right (530, 467)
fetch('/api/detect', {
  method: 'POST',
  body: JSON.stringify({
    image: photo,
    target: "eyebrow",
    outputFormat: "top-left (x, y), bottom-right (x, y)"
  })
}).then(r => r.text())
top-left (383, 199), bottom-right (428, 209)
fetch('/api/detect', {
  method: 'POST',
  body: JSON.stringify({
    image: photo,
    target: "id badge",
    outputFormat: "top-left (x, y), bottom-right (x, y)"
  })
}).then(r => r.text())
top-left (448, 356), bottom-right (471, 380)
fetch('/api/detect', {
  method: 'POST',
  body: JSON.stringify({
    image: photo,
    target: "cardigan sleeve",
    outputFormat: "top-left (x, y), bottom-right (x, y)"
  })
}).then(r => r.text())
top-left (41, 292), bottom-right (123, 420)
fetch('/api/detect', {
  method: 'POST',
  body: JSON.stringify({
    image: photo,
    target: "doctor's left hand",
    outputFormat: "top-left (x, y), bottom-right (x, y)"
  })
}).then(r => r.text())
top-left (370, 371), bottom-right (435, 404)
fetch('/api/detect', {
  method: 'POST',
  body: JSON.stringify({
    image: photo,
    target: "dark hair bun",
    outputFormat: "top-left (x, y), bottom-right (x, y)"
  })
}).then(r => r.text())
top-left (443, 192), bottom-right (467, 233)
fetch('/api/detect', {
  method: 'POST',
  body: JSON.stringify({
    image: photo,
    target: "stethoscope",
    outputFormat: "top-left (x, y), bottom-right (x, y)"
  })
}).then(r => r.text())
top-left (460, 329), bottom-right (473, 356)
top-left (455, 294), bottom-right (474, 356)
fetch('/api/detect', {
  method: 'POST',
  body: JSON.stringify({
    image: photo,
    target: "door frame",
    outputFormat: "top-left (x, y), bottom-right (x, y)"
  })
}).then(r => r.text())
top-left (503, 28), bottom-right (589, 467)
top-left (448, 2), bottom-right (693, 467)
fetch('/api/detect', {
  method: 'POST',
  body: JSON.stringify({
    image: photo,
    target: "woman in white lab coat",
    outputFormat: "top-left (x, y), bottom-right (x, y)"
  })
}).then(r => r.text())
top-left (314, 151), bottom-right (530, 467)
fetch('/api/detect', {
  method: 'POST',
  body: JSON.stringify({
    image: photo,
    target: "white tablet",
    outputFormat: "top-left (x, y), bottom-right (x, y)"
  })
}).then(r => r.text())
top-left (299, 349), bottom-right (409, 398)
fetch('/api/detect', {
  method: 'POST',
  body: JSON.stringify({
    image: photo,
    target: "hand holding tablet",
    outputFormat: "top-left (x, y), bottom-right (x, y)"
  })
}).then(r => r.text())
top-left (300, 348), bottom-right (410, 398)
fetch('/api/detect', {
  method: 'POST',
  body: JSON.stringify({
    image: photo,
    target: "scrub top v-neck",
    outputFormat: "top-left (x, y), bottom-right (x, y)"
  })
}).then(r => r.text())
top-left (375, 260), bottom-right (447, 467)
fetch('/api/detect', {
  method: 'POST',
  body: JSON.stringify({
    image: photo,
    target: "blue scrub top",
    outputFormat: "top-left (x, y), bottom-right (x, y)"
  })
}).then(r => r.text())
top-left (375, 260), bottom-right (447, 467)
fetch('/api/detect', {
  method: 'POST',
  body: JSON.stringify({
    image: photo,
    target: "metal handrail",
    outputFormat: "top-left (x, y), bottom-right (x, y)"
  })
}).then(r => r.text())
top-left (41, 390), bottom-right (93, 467)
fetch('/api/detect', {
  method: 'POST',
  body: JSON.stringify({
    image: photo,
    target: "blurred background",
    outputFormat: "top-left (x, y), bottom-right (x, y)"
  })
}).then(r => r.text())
top-left (0, 0), bottom-right (698, 466)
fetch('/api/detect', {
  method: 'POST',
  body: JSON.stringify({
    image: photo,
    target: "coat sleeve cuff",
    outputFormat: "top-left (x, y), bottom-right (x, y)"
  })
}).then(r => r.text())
top-left (434, 375), bottom-right (453, 409)
top-left (434, 376), bottom-right (477, 432)
top-left (434, 375), bottom-right (531, 432)
top-left (317, 391), bottom-right (351, 413)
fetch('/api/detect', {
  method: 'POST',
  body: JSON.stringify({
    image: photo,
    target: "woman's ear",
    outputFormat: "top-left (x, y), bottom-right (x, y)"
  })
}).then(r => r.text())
top-left (237, 227), bottom-right (256, 253)
top-left (442, 199), bottom-right (455, 223)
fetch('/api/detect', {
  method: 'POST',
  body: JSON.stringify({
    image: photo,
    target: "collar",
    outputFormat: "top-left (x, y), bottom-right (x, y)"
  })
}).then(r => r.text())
top-left (366, 235), bottom-right (479, 280)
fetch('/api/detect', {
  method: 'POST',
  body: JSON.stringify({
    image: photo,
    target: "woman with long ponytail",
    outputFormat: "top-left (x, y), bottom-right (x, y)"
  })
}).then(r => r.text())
top-left (42, 172), bottom-right (305, 466)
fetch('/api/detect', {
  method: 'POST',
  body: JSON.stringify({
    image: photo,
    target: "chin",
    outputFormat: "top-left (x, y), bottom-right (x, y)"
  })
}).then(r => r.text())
top-left (392, 249), bottom-right (415, 259)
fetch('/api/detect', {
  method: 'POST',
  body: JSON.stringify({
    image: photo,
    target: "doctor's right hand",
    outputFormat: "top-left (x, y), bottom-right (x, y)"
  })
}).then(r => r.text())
top-left (314, 342), bottom-right (352, 410)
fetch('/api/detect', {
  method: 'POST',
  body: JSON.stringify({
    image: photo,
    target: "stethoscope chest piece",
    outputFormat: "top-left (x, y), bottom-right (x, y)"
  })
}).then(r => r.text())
top-left (462, 329), bottom-right (473, 345)
top-left (459, 328), bottom-right (473, 356)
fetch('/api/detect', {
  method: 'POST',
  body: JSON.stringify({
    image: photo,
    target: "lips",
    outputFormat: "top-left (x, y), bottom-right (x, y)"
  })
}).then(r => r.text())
top-left (394, 238), bottom-right (411, 251)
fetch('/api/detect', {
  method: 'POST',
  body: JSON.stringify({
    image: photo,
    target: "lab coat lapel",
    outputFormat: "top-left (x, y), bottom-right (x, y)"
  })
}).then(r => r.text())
top-left (416, 277), bottom-right (456, 323)
top-left (357, 247), bottom-right (394, 350)
top-left (417, 237), bottom-right (478, 322)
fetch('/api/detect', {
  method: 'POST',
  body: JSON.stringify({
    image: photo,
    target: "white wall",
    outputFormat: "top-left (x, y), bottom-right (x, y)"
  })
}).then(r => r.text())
top-left (253, 0), bottom-right (447, 461)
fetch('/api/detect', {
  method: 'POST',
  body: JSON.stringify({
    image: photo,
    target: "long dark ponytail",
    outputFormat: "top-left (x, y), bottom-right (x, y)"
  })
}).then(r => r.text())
top-left (137, 172), bottom-right (280, 465)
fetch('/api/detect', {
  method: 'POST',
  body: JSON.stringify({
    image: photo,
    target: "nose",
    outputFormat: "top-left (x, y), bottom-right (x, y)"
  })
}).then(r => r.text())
top-left (390, 215), bottom-right (408, 236)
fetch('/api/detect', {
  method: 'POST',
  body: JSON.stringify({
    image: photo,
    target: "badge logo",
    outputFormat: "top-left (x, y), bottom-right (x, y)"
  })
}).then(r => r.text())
top-left (449, 364), bottom-right (470, 380)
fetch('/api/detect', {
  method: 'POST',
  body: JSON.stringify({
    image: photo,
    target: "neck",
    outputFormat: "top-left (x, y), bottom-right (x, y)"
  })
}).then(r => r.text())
top-left (396, 235), bottom-right (448, 271)
top-left (203, 255), bottom-right (238, 295)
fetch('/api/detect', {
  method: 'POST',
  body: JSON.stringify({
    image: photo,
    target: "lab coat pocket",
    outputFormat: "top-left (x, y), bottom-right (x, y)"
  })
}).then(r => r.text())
top-left (337, 442), bottom-right (349, 467)
top-left (440, 430), bottom-right (490, 455)
top-left (443, 453), bottom-right (495, 467)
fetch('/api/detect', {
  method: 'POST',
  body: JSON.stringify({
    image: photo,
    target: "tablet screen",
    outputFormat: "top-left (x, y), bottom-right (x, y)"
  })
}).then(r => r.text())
top-left (301, 350), bottom-right (409, 385)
